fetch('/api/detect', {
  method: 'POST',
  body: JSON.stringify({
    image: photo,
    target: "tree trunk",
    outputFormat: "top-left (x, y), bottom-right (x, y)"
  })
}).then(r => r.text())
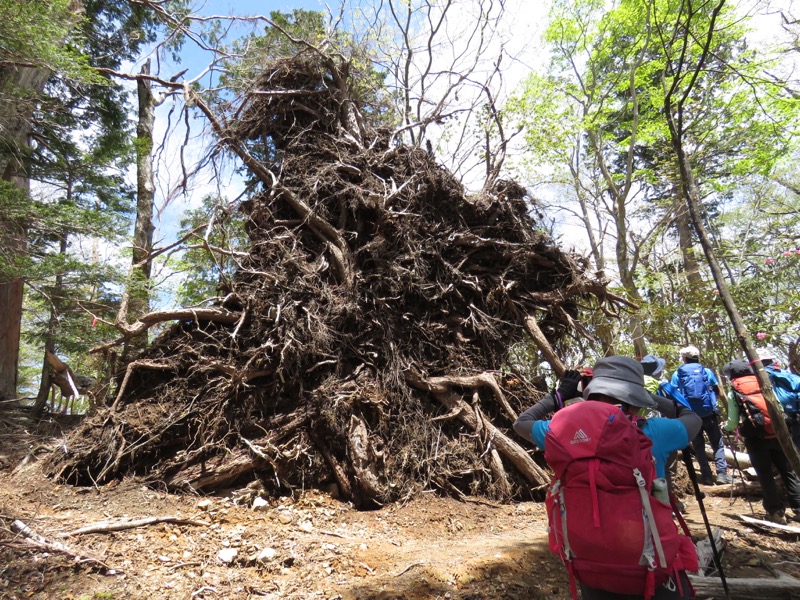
top-left (30, 232), bottom-right (69, 419)
top-left (0, 62), bottom-right (46, 399)
top-left (666, 109), bottom-right (800, 479)
top-left (0, 216), bottom-right (25, 401)
top-left (674, 188), bottom-right (703, 285)
top-left (119, 59), bottom-right (159, 360)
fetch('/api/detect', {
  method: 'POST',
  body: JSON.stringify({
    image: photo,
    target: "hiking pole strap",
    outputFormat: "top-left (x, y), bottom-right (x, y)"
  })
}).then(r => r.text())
top-left (682, 449), bottom-right (731, 600)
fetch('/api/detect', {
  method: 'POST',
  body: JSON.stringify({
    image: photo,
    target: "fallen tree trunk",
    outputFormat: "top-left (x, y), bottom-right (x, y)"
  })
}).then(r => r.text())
top-left (689, 572), bottom-right (800, 599)
top-left (407, 370), bottom-right (550, 488)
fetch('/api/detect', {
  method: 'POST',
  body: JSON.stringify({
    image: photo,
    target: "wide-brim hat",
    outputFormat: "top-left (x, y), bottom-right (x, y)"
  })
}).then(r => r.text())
top-left (640, 354), bottom-right (666, 377)
top-left (582, 356), bottom-right (657, 409)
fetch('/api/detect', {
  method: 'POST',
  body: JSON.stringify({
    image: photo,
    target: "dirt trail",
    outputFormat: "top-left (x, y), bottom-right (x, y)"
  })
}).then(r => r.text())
top-left (1, 422), bottom-right (799, 600)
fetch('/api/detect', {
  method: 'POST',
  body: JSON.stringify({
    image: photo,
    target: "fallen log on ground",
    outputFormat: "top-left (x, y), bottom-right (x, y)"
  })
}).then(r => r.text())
top-left (689, 571), bottom-right (800, 599)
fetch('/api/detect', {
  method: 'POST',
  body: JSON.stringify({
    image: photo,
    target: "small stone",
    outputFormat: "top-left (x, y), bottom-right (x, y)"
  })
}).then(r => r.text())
top-left (252, 497), bottom-right (269, 511)
top-left (217, 548), bottom-right (238, 564)
top-left (299, 520), bottom-right (313, 532)
top-left (196, 499), bottom-right (214, 511)
top-left (257, 547), bottom-right (278, 562)
top-left (278, 513), bottom-right (293, 525)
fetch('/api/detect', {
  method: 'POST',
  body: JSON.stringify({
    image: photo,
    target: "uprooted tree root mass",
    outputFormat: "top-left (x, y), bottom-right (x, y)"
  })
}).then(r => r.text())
top-left (45, 51), bottom-right (626, 507)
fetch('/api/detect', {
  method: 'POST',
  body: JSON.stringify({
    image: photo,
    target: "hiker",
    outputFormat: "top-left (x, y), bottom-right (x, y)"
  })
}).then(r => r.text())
top-left (756, 347), bottom-right (800, 451)
top-left (641, 353), bottom-right (687, 514)
top-left (641, 354), bottom-right (667, 394)
top-left (670, 345), bottom-right (731, 485)
top-left (723, 358), bottom-right (800, 524)
top-left (525, 357), bottom-right (701, 600)
top-left (512, 367), bottom-right (592, 443)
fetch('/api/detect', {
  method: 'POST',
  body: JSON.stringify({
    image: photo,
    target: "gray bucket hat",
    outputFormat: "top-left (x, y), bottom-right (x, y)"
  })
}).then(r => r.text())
top-left (640, 354), bottom-right (666, 377)
top-left (582, 356), bottom-right (657, 409)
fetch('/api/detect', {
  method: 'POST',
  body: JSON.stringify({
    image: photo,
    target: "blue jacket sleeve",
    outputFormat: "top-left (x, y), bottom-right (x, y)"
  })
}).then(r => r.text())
top-left (531, 420), bottom-right (550, 450)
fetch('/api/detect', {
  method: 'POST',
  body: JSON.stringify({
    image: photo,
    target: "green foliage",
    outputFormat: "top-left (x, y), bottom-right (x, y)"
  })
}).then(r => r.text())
top-left (170, 196), bottom-right (248, 307)
top-left (508, 0), bottom-right (800, 364)
top-left (0, 0), bottom-right (96, 81)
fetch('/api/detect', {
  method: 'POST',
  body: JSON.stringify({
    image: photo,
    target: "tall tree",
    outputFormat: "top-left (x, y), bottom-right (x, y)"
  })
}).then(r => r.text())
top-left (510, 0), bottom-right (797, 359)
top-left (0, 0), bottom-right (86, 400)
top-left (654, 0), bottom-right (800, 473)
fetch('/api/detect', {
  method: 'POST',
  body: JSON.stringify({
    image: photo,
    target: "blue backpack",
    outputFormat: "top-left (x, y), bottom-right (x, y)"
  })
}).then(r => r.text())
top-left (766, 366), bottom-right (800, 414)
top-left (676, 363), bottom-right (714, 417)
top-left (657, 382), bottom-right (692, 410)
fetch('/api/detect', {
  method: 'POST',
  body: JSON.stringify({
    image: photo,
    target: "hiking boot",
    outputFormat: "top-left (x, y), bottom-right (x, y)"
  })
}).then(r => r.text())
top-left (790, 510), bottom-right (800, 524)
top-left (715, 473), bottom-right (733, 485)
top-left (700, 474), bottom-right (714, 486)
top-left (766, 510), bottom-right (787, 525)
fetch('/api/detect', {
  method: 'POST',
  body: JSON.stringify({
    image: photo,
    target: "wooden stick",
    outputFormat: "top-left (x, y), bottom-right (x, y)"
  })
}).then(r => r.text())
top-left (11, 520), bottom-right (113, 571)
top-left (523, 316), bottom-right (566, 377)
top-left (689, 571), bottom-right (800, 599)
top-left (60, 515), bottom-right (209, 537)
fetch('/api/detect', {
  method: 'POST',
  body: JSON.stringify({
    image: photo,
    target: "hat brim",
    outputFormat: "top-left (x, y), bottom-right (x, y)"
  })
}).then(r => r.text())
top-left (641, 357), bottom-right (666, 376)
top-left (582, 378), bottom-right (657, 409)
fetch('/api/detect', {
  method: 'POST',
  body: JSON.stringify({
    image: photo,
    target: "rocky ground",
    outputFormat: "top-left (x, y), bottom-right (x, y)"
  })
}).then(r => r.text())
top-left (1, 414), bottom-right (799, 600)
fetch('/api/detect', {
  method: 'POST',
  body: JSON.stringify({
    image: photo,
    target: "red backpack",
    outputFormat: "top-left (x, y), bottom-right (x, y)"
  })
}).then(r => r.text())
top-left (544, 401), bottom-right (698, 599)
top-left (731, 375), bottom-right (774, 438)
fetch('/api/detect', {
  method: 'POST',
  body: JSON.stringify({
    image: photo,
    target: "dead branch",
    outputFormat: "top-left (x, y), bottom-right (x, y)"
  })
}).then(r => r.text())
top-left (92, 308), bottom-right (242, 354)
top-left (523, 317), bottom-right (567, 378)
top-left (61, 515), bottom-right (209, 537)
top-left (11, 520), bottom-right (113, 571)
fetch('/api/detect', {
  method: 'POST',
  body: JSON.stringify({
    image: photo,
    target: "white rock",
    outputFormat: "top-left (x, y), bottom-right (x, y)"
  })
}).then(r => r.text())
top-left (257, 547), bottom-right (278, 562)
top-left (299, 520), bottom-right (313, 532)
top-left (196, 499), bottom-right (214, 511)
top-left (252, 497), bottom-right (269, 511)
top-left (217, 548), bottom-right (238, 564)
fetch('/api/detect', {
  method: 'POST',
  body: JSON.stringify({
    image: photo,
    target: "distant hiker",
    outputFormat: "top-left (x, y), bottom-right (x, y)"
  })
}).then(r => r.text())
top-left (641, 353), bottom-right (688, 514)
top-left (528, 357), bottom-right (701, 600)
top-left (642, 354), bottom-right (692, 411)
top-left (723, 358), bottom-right (800, 524)
top-left (671, 345), bottom-right (731, 486)
top-left (641, 353), bottom-right (667, 394)
top-left (756, 347), bottom-right (800, 451)
top-left (513, 367), bottom-right (592, 443)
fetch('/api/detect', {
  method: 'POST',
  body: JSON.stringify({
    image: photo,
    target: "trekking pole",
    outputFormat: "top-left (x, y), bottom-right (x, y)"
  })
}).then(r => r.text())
top-left (723, 431), bottom-right (755, 516)
top-left (682, 448), bottom-right (731, 600)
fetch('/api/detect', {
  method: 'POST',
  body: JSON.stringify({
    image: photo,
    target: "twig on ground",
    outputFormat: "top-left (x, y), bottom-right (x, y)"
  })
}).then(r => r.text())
top-left (11, 519), bottom-right (115, 571)
top-left (60, 515), bottom-right (209, 537)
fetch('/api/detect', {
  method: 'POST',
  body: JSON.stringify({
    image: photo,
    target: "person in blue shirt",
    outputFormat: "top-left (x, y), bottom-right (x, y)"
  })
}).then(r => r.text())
top-left (529, 357), bottom-right (701, 483)
top-left (757, 347), bottom-right (800, 452)
top-left (670, 345), bottom-right (730, 486)
top-left (520, 356), bottom-right (702, 600)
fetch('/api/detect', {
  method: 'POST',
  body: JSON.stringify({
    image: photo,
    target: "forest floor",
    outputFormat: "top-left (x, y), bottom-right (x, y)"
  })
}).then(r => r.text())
top-left (1, 413), bottom-right (800, 600)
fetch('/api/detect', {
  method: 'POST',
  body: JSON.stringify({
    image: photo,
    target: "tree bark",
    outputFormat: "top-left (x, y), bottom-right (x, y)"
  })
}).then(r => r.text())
top-left (674, 189), bottom-right (703, 285)
top-left (688, 572), bottom-right (800, 599)
top-left (31, 229), bottom-right (69, 419)
top-left (0, 0), bottom-right (84, 401)
top-left (119, 59), bottom-right (159, 360)
top-left (0, 218), bottom-right (25, 400)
